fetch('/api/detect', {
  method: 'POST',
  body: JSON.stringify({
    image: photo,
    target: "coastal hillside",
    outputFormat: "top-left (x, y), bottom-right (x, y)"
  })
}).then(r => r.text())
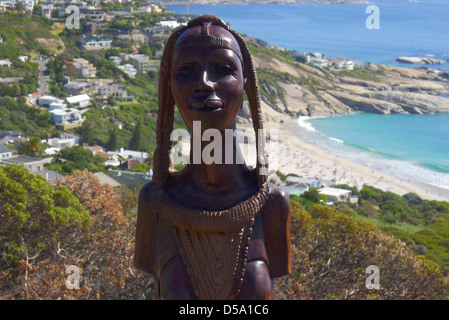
top-left (238, 40), bottom-right (449, 125)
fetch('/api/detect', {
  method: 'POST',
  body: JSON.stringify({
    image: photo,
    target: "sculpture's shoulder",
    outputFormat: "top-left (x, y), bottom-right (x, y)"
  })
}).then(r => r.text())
top-left (265, 183), bottom-right (290, 218)
top-left (139, 180), bottom-right (158, 205)
top-left (261, 183), bottom-right (292, 278)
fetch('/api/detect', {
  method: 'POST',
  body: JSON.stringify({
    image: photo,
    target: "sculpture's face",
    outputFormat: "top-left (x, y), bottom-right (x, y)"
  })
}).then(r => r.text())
top-left (171, 25), bottom-right (245, 132)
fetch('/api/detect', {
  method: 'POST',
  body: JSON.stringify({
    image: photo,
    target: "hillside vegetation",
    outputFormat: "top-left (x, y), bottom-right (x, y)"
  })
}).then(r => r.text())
top-left (2, 165), bottom-right (448, 299)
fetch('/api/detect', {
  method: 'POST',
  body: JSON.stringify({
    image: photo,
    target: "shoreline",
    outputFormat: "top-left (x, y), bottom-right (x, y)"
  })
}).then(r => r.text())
top-left (278, 119), bottom-right (449, 202)
top-left (238, 119), bottom-right (449, 202)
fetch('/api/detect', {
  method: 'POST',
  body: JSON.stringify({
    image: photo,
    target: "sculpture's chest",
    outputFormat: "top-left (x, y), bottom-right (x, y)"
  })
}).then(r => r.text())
top-left (154, 212), bottom-right (272, 300)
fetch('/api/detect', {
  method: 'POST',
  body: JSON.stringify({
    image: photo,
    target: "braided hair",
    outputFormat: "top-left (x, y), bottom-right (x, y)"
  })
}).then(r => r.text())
top-left (153, 15), bottom-right (268, 188)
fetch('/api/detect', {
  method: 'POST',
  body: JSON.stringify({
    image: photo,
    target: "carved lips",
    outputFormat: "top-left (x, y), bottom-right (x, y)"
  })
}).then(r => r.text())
top-left (189, 97), bottom-right (224, 112)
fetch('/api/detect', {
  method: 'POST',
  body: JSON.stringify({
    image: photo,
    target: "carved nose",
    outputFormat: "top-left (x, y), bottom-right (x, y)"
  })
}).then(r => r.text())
top-left (193, 70), bottom-right (214, 95)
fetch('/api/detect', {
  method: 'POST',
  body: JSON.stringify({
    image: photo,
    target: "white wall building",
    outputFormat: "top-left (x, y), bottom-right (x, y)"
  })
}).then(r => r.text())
top-left (318, 187), bottom-right (352, 204)
top-left (38, 95), bottom-right (63, 108)
top-left (66, 94), bottom-right (91, 109)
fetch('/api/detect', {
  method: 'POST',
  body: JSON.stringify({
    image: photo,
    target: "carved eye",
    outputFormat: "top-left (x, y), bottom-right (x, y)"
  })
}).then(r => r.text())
top-left (217, 64), bottom-right (234, 74)
top-left (177, 64), bottom-right (195, 74)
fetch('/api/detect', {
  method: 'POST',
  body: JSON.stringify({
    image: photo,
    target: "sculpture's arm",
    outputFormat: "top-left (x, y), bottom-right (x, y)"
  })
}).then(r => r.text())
top-left (134, 181), bottom-right (158, 277)
top-left (262, 184), bottom-right (292, 278)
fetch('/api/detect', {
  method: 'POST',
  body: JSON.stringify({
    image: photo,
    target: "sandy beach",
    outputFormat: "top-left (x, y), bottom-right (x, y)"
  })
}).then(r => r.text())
top-left (237, 120), bottom-right (449, 202)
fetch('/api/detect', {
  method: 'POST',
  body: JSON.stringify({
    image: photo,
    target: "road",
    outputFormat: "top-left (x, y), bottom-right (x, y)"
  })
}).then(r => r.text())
top-left (37, 58), bottom-right (50, 97)
top-left (28, 57), bottom-right (50, 106)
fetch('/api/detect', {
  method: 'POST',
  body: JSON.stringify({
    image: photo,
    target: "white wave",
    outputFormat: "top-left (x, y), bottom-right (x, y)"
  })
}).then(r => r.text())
top-left (329, 137), bottom-right (344, 144)
top-left (296, 116), bottom-right (316, 132)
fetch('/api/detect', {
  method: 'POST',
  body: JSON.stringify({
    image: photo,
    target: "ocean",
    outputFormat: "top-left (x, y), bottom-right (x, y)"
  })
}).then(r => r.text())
top-left (167, 1), bottom-right (449, 191)
top-left (167, 0), bottom-right (449, 71)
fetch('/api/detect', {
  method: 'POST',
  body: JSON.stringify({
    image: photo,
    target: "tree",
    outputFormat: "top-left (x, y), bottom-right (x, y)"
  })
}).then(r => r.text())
top-left (17, 137), bottom-right (47, 158)
top-left (0, 164), bottom-right (90, 299)
top-left (107, 95), bottom-right (116, 106)
top-left (128, 120), bottom-right (143, 151)
top-left (48, 146), bottom-right (106, 175)
top-left (106, 128), bottom-right (118, 152)
top-left (1, 167), bottom-right (152, 300)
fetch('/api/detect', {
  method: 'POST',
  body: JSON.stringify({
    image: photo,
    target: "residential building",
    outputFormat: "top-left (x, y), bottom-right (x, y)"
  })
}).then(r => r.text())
top-left (38, 95), bottom-right (63, 108)
top-left (110, 10), bottom-right (133, 18)
top-left (0, 143), bottom-right (13, 159)
top-left (0, 130), bottom-right (28, 146)
top-left (327, 57), bottom-right (354, 70)
top-left (118, 158), bottom-right (143, 171)
top-left (41, 3), bottom-right (53, 19)
top-left (63, 81), bottom-right (92, 95)
top-left (157, 20), bottom-right (181, 29)
top-left (84, 145), bottom-right (104, 154)
top-left (0, 77), bottom-right (24, 85)
top-left (0, 59), bottom-right (12, 68)
top-left (0, 155), bottom-right (52, 172)
top-left (78, 34), bottom-right (112, 51)
top-left (0, 0), bottom-right (34, 12)
top-left (107, 169), bottom-right (152, 190)
top-left (66, 58), bottom-right (97, 78)
top-left (18, 55), bottom-right (28, 62)
top-left (110, 148), bottom-right (148, 163)
top-left (32, 169), bottom-right (64, 185)
top-left (317, 187), bottom-right (352, 204)
top-left (128, 54), bottom-right (151, 74)
top-left (94, 83), bottom-right (135, 103)
top-left (108, 55), bottom-right (121, 66)
top-left (94, 171), bottom-right (121, 188)
top-left (48, 103), bottom-right (85, 128)
top-left (43, 133), bottom-right (79, 149)
top-left (117, 64), bottom-right (137, 78)
top-left (65, 94), bottom-right (91, 109)
top-left (79, 7), bottom-right (107, 21)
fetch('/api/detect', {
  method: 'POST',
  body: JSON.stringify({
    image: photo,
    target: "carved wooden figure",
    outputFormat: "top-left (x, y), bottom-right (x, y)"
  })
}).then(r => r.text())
top-left (134, 15), bottom-right (291, 300)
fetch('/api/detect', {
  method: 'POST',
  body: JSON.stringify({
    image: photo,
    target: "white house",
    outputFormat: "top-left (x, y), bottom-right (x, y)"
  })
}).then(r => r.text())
top-left (66, 94), bottom-right (91, 109)
top-left (79, 34), bottom-right (112, 51)
top-left (317, 187), bottom-right (352, 204)
top-left (41, 3), bottom-right (54, 19)
top-left (38, 95), bottom-right (63, 108)
top-left (328, 57), bottom-right (354, 71)
top-left (48, 103), bottom-right (85, 127)
top-left (157, 20), bottom-right (181, 29)
top-left (0, 59), bottom-right (12, 68)
top-left (43, 133), bottom-right (79, 149)
top-left (111, 148), bottom-right (148, 163)
top-left (118, 64), bottom-right (137, 78)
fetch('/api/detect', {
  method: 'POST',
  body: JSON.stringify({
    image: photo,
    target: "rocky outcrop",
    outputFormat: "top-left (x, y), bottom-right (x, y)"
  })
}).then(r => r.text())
top-left (247, 50), bottom-right (449, 121)
top-left (396, 57), bottom-right (445, 65)
top-left (116, 34), bottom-right (149, 45)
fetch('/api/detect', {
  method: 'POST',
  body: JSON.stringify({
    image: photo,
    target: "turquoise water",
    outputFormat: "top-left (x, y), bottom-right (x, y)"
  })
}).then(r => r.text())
top-left (308, 113), bottom-right (449, 174)
top-left (168, 0), bottom-right (449, 71)
top-left (299, 113), bottom-right (449, 189)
